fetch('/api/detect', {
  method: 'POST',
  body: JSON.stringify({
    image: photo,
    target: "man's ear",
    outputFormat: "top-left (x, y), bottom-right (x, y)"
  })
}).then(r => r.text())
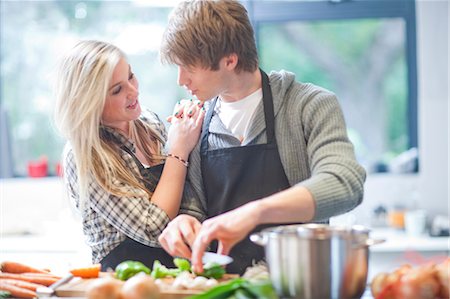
top-left (224, 53), bottom-right (238, 70)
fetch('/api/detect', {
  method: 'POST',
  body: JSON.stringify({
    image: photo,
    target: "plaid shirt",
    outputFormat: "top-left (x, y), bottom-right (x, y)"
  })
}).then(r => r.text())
top-left (63, 109), bottom-right (201, 263)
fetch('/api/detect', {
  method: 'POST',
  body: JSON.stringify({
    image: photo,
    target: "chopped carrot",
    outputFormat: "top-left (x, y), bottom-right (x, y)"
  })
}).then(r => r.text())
top-left (69, 264), bottom-right (101, 278)
top-left (0, 272), bottom-right (58, 286)
top-left (0, 279), bottom-right (43, 291)
top-left (0, 261), bottom-right (49, 274)
top-left (0, 281), bottom-right (36, 298)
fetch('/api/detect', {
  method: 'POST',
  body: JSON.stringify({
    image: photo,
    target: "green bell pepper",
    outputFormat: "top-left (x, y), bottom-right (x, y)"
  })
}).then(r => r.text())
top-left (196, 262), bottom-right (226, 279)
top-left (115, 260), bottom-right (151, 281)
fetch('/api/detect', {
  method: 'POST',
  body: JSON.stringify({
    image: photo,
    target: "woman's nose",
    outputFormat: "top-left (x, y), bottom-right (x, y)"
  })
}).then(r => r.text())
top-left (127, 82), bottom-right (139, 99)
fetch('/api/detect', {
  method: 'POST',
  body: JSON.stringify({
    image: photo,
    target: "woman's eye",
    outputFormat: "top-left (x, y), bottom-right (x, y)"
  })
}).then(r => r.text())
top-left (112, 86), bottom-right (121, 95)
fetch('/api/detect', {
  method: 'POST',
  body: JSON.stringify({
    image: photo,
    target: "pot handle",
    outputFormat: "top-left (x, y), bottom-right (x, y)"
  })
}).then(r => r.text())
top-left (354, 238), bottom-right (385, 249)
top-left (250, 232), bottom-right (267, 246)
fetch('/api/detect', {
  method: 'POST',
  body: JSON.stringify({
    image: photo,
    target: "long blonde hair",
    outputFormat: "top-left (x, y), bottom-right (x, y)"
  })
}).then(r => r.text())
top-left (54, 40), bottom-right (163, 208)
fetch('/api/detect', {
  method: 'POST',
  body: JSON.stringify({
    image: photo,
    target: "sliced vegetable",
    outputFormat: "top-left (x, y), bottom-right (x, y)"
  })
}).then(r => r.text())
top-left (0, 261), bottom-right (49, 274)
top-left (196, 262), bottom-right (226, 279)
top-left (150, 260), bottom-right (180, 279)
top-left (70, 264), bottom-right (101, 278)
top-left (115, 261), bottom-right (151, 281)
top-left (174, 258), bottom-right (191, 272)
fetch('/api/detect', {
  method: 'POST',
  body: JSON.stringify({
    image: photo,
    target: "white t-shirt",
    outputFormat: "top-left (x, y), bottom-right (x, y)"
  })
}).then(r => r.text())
top-left (215, 88), bottom-right (262, 143)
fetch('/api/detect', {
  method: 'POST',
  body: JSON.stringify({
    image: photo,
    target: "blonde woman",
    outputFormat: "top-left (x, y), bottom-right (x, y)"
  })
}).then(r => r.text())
top-left (54, 40), bottom-right (205, 270)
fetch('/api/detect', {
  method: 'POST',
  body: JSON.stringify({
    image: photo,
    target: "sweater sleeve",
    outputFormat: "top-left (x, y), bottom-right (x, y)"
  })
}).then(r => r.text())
top-left (296, 89), bottom-right (366, 221)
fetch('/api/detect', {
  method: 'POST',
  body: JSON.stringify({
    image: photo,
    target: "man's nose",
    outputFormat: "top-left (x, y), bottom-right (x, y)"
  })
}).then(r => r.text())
top-left (177, 66), bottom-right (189, 87)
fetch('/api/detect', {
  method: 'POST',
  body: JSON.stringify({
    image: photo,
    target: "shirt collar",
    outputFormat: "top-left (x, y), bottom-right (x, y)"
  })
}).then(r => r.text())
top-left (100, 125), bottom-right (136, 153)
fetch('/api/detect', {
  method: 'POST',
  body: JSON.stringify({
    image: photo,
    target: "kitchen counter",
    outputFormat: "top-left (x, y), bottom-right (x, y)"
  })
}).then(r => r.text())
top-left (368, 227), bottom-right (449, 281)
top-left (369, 227), bottom-right (449, 252)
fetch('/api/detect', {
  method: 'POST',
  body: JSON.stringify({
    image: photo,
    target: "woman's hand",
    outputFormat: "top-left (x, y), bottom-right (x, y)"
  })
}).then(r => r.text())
top-left (167, 99), bottom-right (204, 123)
top-left (166, 99), bottom-right (205, 159)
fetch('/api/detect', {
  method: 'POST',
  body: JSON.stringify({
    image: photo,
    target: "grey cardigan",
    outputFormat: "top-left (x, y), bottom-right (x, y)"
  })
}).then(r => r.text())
top-left (180, 70), bottom-right (366, 222)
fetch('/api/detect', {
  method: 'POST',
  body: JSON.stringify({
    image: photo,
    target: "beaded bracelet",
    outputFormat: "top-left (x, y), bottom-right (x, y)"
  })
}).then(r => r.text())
top-left (167, 153), bottom-right (189, 167)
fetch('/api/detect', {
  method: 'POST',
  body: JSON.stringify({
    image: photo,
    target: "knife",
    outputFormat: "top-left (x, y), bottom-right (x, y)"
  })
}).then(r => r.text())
top-left (202, 252), bottom-right (233, 266)
top-left (36, 273), bottom-right (74, 298)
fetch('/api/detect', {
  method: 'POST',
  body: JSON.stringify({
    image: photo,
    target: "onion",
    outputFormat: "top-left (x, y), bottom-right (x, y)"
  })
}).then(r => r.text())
top-left (121, 272), bottom-right (160, 299)
top-left (86, 277), bottom-right (123, 299)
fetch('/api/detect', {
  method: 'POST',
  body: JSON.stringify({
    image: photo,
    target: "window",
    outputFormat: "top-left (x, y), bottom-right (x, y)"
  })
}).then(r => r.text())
top-left (0, 1), bottom-right (185, 177)
top-left (0, 0), bottom-right (418, 177)
top-left (244, 0), bottom-right (418, 173)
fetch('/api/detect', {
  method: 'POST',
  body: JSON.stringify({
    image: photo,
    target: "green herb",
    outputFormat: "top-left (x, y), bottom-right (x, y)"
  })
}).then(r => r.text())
top-left (0, 291), bottom-right (10, 298)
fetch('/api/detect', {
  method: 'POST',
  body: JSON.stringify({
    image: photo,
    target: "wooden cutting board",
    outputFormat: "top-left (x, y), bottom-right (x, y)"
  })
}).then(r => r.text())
top-left (55, 273), bottom-right (238, 298)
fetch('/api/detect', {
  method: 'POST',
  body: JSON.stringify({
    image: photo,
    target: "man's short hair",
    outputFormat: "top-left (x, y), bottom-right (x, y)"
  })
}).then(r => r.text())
top-left (160, 0), bottom-right (259, 72)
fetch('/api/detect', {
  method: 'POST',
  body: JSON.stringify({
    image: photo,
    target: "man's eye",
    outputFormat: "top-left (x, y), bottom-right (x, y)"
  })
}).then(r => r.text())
top-left (129, 72), bottom-right (135, 80)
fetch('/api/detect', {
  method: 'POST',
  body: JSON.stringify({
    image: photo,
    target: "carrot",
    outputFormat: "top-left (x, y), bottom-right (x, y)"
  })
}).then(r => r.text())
top-left (21, 272), bottom-right (61, 279)
top-left (0, 272), bottom-right (58, 286)
top-left (69, 263), bottom-right (101, 278)
top-left (0, 279), bottom-right (43, 291)
top-left (0, 281), bottom-right (36, 298)
top-left (0, 261), bottom-right (49, 274)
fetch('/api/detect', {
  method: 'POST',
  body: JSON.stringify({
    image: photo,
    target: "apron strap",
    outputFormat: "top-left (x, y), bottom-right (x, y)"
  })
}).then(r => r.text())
top-left (200, 97), bottom-right (218, 155)
top-left (260, 69), bottom-right (276, 145)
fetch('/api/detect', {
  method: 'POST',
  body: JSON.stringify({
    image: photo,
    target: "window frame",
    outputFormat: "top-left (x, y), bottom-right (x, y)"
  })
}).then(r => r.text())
top-left (243, 0), bottom-right (418, 155)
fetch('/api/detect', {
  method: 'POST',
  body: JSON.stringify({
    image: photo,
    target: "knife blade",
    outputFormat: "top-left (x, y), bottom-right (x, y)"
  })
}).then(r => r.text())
top-left (36, 273), bottom-right (74, 297)
top-left (202, 252), bottom-right (233, 265)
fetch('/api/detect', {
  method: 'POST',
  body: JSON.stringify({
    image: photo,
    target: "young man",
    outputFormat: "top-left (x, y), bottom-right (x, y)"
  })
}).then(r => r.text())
top-left (159, 0), bottom-right (366, 274)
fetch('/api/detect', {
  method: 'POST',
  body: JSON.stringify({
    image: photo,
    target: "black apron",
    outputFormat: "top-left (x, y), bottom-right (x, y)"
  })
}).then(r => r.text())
top-left (200, 70), bottom-right (291, 274)
top-left (100, 145), bottom-right (175, 271)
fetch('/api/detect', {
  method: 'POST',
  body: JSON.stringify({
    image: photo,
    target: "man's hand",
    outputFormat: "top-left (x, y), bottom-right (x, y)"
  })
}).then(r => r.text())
top-left (190, 201), bottom-right (261, 273)
top-left (158, 214), bottom-right (202, 259)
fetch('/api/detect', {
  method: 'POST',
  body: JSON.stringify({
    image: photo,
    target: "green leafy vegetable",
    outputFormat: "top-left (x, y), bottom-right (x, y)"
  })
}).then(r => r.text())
top-left (0, 291), bottom-right (11, 298)
top-left (187, 278), bottom-right (278, 299)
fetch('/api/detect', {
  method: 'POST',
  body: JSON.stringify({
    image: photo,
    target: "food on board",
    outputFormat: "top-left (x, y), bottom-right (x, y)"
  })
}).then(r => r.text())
top-left (70, 264), bottom-right (101, 278)
top-left (371, 258), bottom-right (450, 299)
top-left (0, 261), bottom-right (50, 275)
top-left (0, 260), bottom-right (62, 298)
top-left (121, 272), bottom-right (160, 299)
top-left (86, 276), bottom-right (124, 299)
top-left (115, 261), bottom-right (151, 281)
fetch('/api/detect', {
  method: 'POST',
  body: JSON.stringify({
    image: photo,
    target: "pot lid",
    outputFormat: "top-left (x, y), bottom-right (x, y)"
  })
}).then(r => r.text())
top-left (261, 223), bottom-right (369, 240)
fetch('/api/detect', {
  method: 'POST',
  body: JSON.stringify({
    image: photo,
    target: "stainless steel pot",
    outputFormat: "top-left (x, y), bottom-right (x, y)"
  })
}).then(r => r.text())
top-left (250, 224), bottom-right (383, 299)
